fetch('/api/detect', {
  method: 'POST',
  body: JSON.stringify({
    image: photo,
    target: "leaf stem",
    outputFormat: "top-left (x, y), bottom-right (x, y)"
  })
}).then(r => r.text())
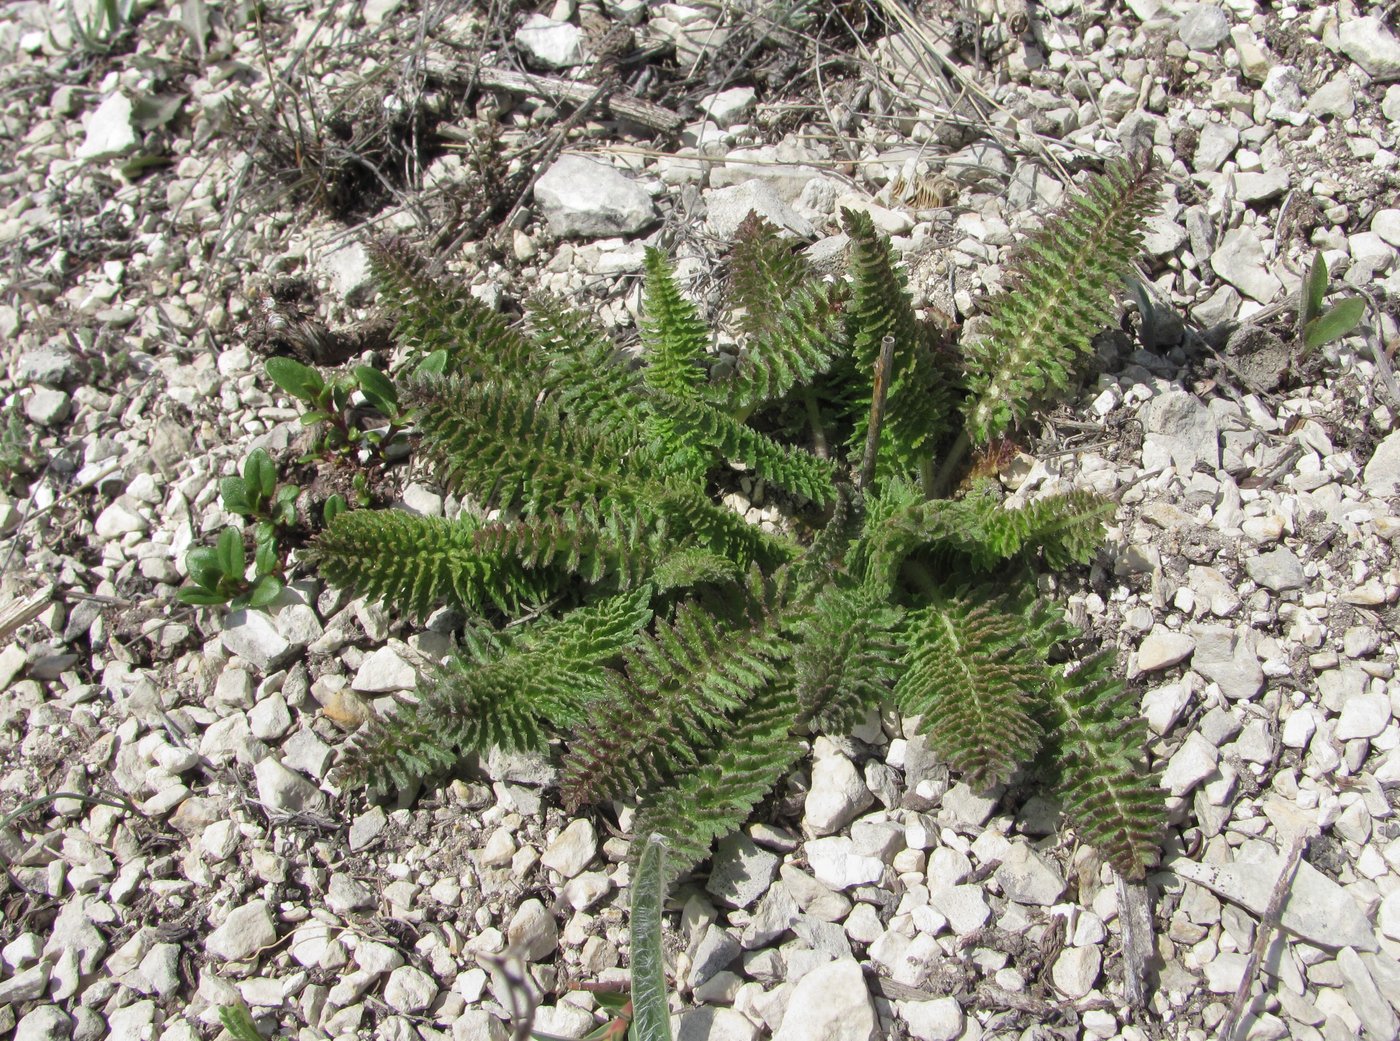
top-left (859, 334), bottom-right (897, 493)
top-left (928, 429), bottom-right (969, 500)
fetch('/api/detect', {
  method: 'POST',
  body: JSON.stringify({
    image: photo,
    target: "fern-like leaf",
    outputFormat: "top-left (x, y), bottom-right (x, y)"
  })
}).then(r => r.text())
top-left (791, 583), bottom-right (903, 734)
top-left (712, 216), bottom-right (847, 413)
top-left (727, 213), bottom-right (814, 336)
top-left (987, 488), bottom-right (1115, 570)
top-left (963, 157), bottom-right (1160, 443)
top-left (1042, 652), bottom-right (1163, 880)
top-left (307, 509), bottom-right (549, 617)
top-left (651, 547), bottom-right (744, 592)
top-left (655, 391), bottom-right (839, 506)
top-left (410, 378), bottom-right (635, 513)
top-left (856, 480), bottom-right (1112, 590)
top-left (710, 285), bottom-right (848, 417)
top-left (561, 592), bottom-right (790, 810)
top-left (333, 589), bottom-right (653, 792)
top-left (641, 248), bottom-right (710, 399)
top-left (894, 596), bottom-right (1046, 789)
top-left (370, 239), bottom-right (543, 384)
top-left (530, 295), bottom-right (651, 441)
top-left (630, 681), bottom-right (804, 877)
top-left (841, 208), bottom-right (959, 482)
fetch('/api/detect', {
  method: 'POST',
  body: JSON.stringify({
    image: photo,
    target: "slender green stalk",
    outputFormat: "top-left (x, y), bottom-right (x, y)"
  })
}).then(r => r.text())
top-left (630, 835), bottom-right (672, 1041)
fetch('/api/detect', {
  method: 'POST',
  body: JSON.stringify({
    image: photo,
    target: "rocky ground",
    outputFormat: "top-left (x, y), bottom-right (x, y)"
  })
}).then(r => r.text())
top-left (2, 1), bottom-right (1400, 1040)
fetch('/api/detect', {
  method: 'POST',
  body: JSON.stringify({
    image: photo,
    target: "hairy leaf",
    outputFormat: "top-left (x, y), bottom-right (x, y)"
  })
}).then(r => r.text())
top-left (895, 597), bottom-right (1045, 788)
top-left (964, 156), bottom-right (1159, 443)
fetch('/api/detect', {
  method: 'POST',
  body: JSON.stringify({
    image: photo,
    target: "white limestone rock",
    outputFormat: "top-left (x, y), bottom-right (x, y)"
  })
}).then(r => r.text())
top-left (535, 154), bottom-right (656, 239)
top-left (516, 15), bottom-right (584, 69)
top-left (507, 899), bottom-right (559, 961)
top-left (897, 997), bottom-right (964, 1041)
top-left (1211, 227), bottom-right (1281, 303)
top-left (994, 842), bottom-right (1066, 906)
top-left (254, 756), bottom-right (328, 815)
top-left (772, 958), bottom-right (876, 1041)
top-left (1170, 854), bottom-right (1377, 951)
top-left (1339, 16), bottom-right (1400, 81)
top-left (384, 965), bottom-right (438, 1013)
top-left (541, 819), bottom-right (597, 878)
top-left (206, 900), bottom-right (278, 962)
top-left (77, 92), bottom-right (139, 160)
top-left (352, 646), bottom-right (417, 693)
top-left (804, 752), bottom-right (873, 837)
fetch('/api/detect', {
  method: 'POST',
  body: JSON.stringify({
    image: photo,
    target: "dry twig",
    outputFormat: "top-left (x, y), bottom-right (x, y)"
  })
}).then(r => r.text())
top-left (1218, 831), bottom-right (1310, 1041)
top-left (431, 62), bottom-right (683, 134)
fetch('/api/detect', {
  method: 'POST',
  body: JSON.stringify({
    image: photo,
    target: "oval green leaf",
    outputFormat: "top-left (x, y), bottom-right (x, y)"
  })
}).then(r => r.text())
top-left (249, 576), bottom-right (283, 609)
top-left (265, 356), bottom-right (324, 401)
top-left (219, 476), bottom-right (253, 516)
top-left (216, 527), bottom-right (245, 580)
top-left (245, 449), bottom-right (276, 500)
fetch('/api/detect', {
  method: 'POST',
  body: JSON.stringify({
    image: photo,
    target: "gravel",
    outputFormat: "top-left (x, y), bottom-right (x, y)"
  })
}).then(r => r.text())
top-left (1, 1), bottom-right (1398, 1038)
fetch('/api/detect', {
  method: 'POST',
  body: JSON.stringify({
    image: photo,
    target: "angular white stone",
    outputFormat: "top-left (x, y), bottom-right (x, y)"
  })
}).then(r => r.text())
top-left (1375, 209), bottom-right (1400, 249)
top-left (77, 92), bottom-right (138, 159)
top-left (700, 86), bottom-right (756, 128)
top-left (1364, 430), bottom-right (1400, 497)
top-left (1211, 227), bottom-right (1281, 303)
top-left (453, 1011), bottom-right (508, 1041)
top-left (804, 753), bottom-right (873, 837)
top-left (1163, 732), bottom-right (1218, 796)
top-left (897, 997), bottom-right (963, 1041)
top-left (352, 646), bottom-right (417, 693)
top-left (675, 1006), bottom-right (761, 1041)
top-left (1142, 681), bottom-right (1192, 735)
top-left (929, 884), bottom-right (990, 935)
top-left (706, 179), bottom-right (816, 240)
top-left (206, 900), bottom-right (278, 962)
top-left (994, 842), bottom-right (1065, 906)
top-left (535, 154), bottom-right (656, 239)
top-left (540, 819), bottom-right (596, 878)
top-left (95, 501), bottom-right (147, 539)
top-left (515, 15), bottom-right (583, 69)
top-left (1139, 390), bottom-right (1218, 472)
top-left (804, 837), bottom-right (884, 890)
top-left (1339, 16), bottom-right (1400, 81)
top-left (222, 610), bottom-right (294, 673)
top-left (772, 959), bottom-right (876, 1041)
top-left (1170, 855), bottom-right (1377, 951)
top-left (384, 965), bottom-right (437, 1013)
top-left (506, 899), bottom-right (558, 961)
top-left (1137, 627), bottom-right (1195, 672)
top-left (1336, 692), bottom-right (1391, 740)
top-left (254, 757), bottom-right (328, 815)
top-left (1379, 890), bottom-right (1400, 942)
top-left (1339, 947), bottom-right (1400, 1039)
top-left (1051, 945), bottom-right (1100, 999)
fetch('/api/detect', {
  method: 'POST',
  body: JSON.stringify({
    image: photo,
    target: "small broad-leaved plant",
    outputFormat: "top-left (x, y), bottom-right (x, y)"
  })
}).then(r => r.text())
top-left (264, 355), bottom-right (414, 462)
top-left (220, 447), bottom-right (300, 550)
top-left (1299, 250), bottom-right (1366, 354)
top-left (299, 157), bottom-right (1167, 882)
top-left (178, 526), bottom-right (283, 610)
